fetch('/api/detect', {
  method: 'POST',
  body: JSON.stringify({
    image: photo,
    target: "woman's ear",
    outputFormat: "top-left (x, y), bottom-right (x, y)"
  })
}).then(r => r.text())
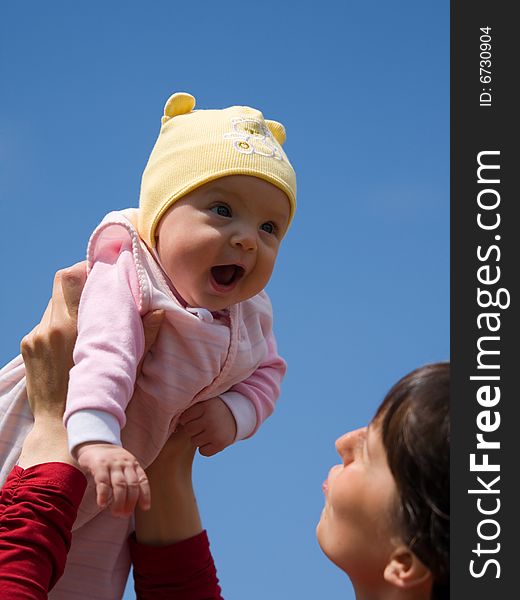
top-left (383, 546), bottom-right (432, 590)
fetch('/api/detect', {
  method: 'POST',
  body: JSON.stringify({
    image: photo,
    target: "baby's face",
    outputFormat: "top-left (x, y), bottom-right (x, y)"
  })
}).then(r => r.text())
top-left (155, 175), bottom-right (291, 311)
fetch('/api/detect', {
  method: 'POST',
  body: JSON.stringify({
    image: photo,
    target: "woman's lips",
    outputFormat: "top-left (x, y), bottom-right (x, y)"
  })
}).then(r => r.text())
top-left (323, 465), bottom-right (341, 496)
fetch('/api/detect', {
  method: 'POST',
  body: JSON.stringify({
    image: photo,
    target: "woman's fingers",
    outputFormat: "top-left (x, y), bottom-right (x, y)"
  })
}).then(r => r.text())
top-left (34, 299), bottom-right (53, 336)
top-left (178, 403), bottom-right (206, 425)
top-left (49, 264), bottom-right (86, 344)
top-left (20, 298), bottom-right (52, 357)
top-left (198, 443), bottom-right (218, 457)
top-left (182, 417), bottom-right (205, 437)
top-left (137, 310), bottom-right (165, 375)
top-left (58, 262), bottom-right (87, 321)
top-left (21, 264), bottom-right (86, 370)
top-left (190, 430), bottom-right (212, 448)
top-left (22, 265), bottom-right (88, 419)
top-left (142, 310), bottom-right (165, 354)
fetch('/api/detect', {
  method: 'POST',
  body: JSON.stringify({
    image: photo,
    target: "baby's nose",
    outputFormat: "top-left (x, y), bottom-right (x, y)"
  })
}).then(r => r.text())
top-left (231, 228), bottom-right (257, 251)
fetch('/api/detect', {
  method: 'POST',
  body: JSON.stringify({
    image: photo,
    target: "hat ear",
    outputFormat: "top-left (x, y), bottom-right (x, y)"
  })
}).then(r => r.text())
top-left (265, 119), bottom-right (286, 145)
top-left (162, 92), bottom-right (196, 125)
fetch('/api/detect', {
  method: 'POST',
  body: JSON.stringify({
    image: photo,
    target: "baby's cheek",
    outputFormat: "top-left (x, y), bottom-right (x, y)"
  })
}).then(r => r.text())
top-left (156, 242), bottom-right (180, 276)
top-left (244, 273), bottom-right (268, 299)
top-left (260, 255), bottom-right (278, 285)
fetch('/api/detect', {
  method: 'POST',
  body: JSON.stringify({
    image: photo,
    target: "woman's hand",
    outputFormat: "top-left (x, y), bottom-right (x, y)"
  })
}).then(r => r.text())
top-left (18, 263), bottom-right (164, 469)
top-left (178, 396), bottom-right (237, 456)
top-left (21, 265), bottom-right (86, 422)
top-left (18, 264), bottom-right (87, 467)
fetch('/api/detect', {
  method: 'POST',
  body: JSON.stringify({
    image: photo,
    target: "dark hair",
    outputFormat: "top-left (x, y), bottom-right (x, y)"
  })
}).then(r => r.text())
top-left (375, 363), bottom-right (450, 600)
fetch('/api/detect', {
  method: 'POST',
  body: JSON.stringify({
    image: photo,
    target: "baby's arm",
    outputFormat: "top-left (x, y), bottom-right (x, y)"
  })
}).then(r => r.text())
top-left (220, 330), bottom-right (286, 438)
top-left (64, 245), bottom-right (149, 515)
top-left (180, 331), bottom-right (286, 455)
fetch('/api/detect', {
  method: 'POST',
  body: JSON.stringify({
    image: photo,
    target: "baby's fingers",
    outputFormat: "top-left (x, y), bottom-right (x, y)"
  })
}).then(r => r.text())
top-left (110, 468), bottom-right (132, 517)
top-left (135, 464), bottom-right (151, 511)
top-left (118, 465), bottom-right (141, 515)
top-left (93, 466), bottom-right (112, 509)
top-left (109, 464), bottom-right (150, 516)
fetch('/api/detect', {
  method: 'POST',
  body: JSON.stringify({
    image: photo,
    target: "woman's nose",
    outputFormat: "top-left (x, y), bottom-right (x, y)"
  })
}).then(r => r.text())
top-left (335, 427), bottom-right (366, 464)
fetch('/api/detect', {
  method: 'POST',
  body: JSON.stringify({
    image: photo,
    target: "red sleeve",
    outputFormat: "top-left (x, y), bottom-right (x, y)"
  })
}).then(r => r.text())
top-left (129, 530), bottom-right (224, 600)
top-left (0, 463), bottom-right (87, 599)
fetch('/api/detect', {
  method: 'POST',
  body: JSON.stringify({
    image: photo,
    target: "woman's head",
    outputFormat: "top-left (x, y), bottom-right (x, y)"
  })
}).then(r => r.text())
top-left (317, 362), bottom-right (449, 599)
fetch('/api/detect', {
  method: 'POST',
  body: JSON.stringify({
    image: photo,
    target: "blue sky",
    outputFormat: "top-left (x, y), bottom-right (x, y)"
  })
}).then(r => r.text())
top-left (0, 2), bottom-right (448, 598)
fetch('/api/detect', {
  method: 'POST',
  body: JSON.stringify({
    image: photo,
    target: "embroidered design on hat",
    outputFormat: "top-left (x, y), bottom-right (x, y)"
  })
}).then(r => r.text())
top-left (224, 118), bottom-right (283, 160)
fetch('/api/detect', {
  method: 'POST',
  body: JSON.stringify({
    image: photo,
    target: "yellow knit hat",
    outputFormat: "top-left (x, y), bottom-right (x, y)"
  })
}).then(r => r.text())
top-left (138, 92), bottom-right (297, 248)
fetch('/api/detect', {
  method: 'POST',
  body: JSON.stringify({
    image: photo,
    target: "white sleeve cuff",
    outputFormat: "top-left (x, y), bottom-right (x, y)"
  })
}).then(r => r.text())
top-left (67, 410), bottom-right (122, 454)
top-left (219, 391), bottom-right (257, 441)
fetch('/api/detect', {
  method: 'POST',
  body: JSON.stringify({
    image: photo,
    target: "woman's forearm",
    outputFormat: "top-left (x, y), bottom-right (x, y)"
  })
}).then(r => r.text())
top-left (135, 438), bottom-right (202, 546)
top-left (132, 429), bottom-right (223, 599)
top-left (135, 481), bottom-right (202, 546)
top-left (17, 418), bottom-right (74, 469)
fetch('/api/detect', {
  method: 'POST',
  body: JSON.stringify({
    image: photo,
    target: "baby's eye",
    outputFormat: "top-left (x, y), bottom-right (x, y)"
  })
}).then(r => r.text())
top-left (211, 204), bottom-right (232, 217)
top-left (260, 222), bottom-right (276, 235)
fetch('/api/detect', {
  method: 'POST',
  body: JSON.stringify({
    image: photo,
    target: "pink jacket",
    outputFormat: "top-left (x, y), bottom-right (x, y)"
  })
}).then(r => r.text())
top-left (64, 208), bottom-right (286, 457)
top-left (0, 209), bottom-right (286, 599)
top-left (23, 208), bottom-right (286, 599)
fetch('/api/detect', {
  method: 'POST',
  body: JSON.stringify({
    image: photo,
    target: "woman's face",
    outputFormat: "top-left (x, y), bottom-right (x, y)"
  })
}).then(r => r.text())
top-left (316, 423), bottom-right (402, 590)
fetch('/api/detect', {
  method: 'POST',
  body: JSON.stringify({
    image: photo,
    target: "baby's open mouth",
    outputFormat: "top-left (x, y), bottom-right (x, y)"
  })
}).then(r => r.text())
top-left (211, 264), bottom-right (245, 287)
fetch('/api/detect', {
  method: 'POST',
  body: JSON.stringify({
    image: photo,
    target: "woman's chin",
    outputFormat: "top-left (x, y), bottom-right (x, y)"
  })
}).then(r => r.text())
top-left (315, 512), bottom-right (330, 554)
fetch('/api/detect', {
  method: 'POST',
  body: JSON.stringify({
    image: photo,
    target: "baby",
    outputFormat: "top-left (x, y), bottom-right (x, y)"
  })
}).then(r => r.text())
top-left (66, 91), bottom-right (297, 517)
top-left (0, 91), bottom-right (296, 598)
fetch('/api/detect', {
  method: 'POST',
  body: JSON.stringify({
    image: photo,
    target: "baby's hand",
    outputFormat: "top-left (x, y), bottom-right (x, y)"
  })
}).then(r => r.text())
top-left (179, 397), bottom-right (237, 457)
top-left (76, 443), bottom-right (151, 516)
